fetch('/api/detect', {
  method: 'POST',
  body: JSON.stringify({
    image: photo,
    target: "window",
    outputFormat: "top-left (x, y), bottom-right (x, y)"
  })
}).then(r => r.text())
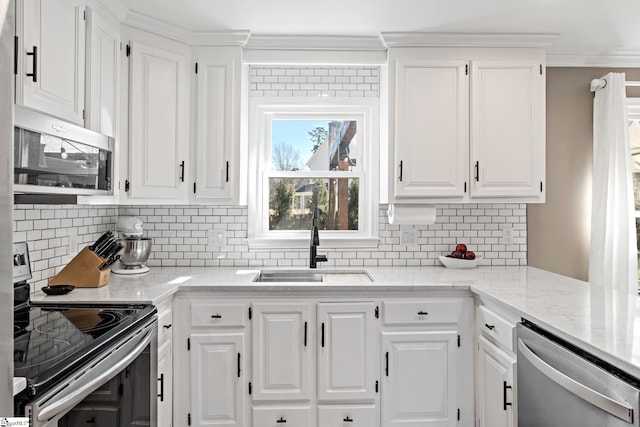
top-left (248, 98), bottom-right (379, 248)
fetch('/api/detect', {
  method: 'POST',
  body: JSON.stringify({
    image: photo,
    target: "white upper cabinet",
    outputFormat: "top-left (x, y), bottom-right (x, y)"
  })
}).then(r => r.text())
top-left (17, 0), bottom-right (86, 125)
top-left (193, 46), bottom-right (242, 203)
top-left (470, 60), bottom-right (545, 199)
top-left (392, 59), bottom-right (469, 200)
top-left (85, 7), bottom-right (119, 138)
top-left (388, 47), bottom-right (546, 203)
top-left (126, 38), bottom-right (190, 201)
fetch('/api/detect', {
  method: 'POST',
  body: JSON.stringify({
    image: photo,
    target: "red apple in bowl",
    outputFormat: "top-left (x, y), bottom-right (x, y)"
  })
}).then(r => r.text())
top-left (455, 243), bottom-right (467, 253)
top-left (464, 251), bottom-right (476, 260)
top-left (451, 250), bottom-right (464, 259)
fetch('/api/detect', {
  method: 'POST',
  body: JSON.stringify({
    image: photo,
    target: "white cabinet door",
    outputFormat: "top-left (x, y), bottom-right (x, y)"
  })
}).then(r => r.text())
top-left (85, 7), bottom-right (119, 138)
top-left (18, 0), bottom-right (85, 125)
top-left (392, 59), bottom-right (469, 200)
top-left (157, 338), bottom-right (173, 427)
top-left (193, 46), bottom-right (241, 203)
top-left (190, 333), bottom-right (246, 426)
top-left (470, 60), bottom-right (545, 199)
top-left (381, 331), bottom-right (458, 427)
top-left (128, 41), bottom-right (189, 200)
top-left (317, 302), bottom-right (377, 402)
top-left (252, 303), bottom-right (312, 401)
top-left (476, 335), bottom-right (516, 427)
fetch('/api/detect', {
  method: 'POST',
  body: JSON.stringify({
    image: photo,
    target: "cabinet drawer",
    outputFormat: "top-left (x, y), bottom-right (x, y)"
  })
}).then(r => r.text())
top-left (383, 300), bottom-right (460, 325)
top-left (476, 305), bottom-right (516, 352)
top-left (252, 407), bottom-right (310, 427)
top-left (190, 303), bottom-right (246, 328)
top-left (318, 405), bottom-right (377, 427)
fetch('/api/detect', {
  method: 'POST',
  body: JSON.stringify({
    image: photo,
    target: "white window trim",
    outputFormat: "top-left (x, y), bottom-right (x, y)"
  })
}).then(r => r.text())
top-left (247, 97), bottom-right (380, 249)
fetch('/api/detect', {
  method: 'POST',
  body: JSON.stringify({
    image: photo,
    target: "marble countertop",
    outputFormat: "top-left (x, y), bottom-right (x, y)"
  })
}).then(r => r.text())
top-left (31, 265), bottom-right (640, 380)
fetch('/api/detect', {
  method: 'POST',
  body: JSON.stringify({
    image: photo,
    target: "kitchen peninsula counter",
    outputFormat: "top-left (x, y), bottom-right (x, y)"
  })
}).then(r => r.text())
top-left (32, 266), bottom-right (640, 380)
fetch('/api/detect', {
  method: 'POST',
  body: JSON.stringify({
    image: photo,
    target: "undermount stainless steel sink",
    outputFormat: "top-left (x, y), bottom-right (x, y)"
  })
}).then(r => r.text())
top-left (253, 270), bottom-right (373, 283)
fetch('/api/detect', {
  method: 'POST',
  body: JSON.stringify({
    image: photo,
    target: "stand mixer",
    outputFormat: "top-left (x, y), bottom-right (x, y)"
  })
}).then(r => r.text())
top-left (111, 216), bottom-right (152, 275)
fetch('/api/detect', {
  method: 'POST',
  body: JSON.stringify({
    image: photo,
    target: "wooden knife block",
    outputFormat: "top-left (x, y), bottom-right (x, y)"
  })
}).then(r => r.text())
top-left (48, 246), bottom-right (110, 288)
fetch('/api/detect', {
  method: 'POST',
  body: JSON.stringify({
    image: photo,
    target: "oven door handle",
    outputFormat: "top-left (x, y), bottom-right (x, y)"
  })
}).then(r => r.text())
top-left (518, 339), bottom-right (634, 424)
top-left (36, 326), bottom-right (153, 422)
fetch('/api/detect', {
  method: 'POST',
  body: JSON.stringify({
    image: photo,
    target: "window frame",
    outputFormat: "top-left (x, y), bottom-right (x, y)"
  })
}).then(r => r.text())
top-left (247, 97), bottom-right (380, 249)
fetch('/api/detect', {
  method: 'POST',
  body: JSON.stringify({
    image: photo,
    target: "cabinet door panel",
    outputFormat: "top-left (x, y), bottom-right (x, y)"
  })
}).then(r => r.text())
top-left (477, 335), bottom-right (516, 427)
top-left (317, 302), bottom-right (377, 402)
top-left (252, 303), bottom-right (311, 401)
top-left (471, 60), bottom-right (544, 199)
top-left (191, 333), bottom-right (245, 426)
top-left (157, 339), bottom-right (173, 427)
top-left (86, 8), bottom-right (119, 138)
top-left (318, 405), bottom-right (377, 427)
top-left (194, 47), bottom-right (241, 202)
top-left (128, 41), bottom-right (188, 200)
top-left (382, 331), bottom-right (458, 427)
top-left (20, 0), bottom-right (85, 124)
top-left (393, 59), bottom-right (468, 199)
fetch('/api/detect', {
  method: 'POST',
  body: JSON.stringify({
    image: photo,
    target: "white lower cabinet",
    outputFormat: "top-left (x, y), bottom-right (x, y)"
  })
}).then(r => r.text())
top-left (476, 336), bottom-right (516, 427)
top-left (317, 302), bottom-right (377, 402)
top-left (381, 331), bottom-right (458, 427)
top-left (318, 405), bottom-right (378, 427)
top-left (191, 333), bottom-right (246, 426)
top-left (475, 303), bottom-right (518, 427)
top-left (252, 407), bottom-right (311, 427)
top-left (175, 294), bottom-right (470, 427)
top-left (251, 302), bottom-right (312, 401)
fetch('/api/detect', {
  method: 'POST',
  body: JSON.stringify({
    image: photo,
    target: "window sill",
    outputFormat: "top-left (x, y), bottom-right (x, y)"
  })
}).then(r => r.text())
top-left (247, 237), bottom-right (381, 250)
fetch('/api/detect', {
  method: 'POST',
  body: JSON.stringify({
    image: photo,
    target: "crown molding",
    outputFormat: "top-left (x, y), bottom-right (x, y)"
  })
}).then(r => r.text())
top-left (125, 11), bottom-right (249, 46)
top-left (546, 52), bottom-right (640, 68)
top-left (381, 32), bottom-right (558, 48)
top-left (245, 34), bottom-right (386, 51)
top-left (95, 0), bottom-right (128, 22)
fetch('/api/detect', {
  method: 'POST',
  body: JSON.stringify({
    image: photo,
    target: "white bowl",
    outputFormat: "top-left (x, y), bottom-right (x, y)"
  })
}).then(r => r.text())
top-left (438, 255), bottom-right (483, 269)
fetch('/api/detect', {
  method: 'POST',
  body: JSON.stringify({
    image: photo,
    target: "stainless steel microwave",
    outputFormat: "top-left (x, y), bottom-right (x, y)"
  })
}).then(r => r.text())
top-left (13, 106), bottom-right (114, 195)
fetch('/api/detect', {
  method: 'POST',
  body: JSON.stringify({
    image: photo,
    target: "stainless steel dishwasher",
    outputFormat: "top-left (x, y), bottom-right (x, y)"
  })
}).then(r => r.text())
top-left (517, 321), bottom-right (640, 426)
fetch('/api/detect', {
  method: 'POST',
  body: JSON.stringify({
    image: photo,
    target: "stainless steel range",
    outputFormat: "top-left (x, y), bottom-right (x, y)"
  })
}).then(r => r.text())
top-left (13, 242), bottom-right (158, 426)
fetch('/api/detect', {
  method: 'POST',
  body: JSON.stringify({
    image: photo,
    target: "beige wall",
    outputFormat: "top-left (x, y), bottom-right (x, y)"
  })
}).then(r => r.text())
top-left (528, 67), bottom-right (640, 281)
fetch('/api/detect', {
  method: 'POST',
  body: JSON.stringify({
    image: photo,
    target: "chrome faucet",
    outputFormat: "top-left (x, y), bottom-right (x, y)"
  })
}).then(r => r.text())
top-left (310, 186), bottom-right (328, 269)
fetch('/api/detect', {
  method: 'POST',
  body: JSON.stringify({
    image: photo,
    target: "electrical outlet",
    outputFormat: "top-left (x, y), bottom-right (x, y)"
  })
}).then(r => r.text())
top-left (207, 228), bottom-right (226, 253)
top-left (400, 226), bottom-right (418, 245)
top-left (68, 229), bottom-right (79, 255)
top-left (502, 224), bottom-right (514, 244)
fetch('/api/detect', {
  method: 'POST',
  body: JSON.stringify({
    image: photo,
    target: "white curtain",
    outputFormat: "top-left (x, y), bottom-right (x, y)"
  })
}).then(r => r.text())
top-left (589, 72), bottom-right (638, 294)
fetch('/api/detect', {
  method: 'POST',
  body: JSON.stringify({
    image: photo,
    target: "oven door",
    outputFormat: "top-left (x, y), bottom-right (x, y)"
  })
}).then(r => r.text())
top-left (25, 318), bottom-right (157, 427)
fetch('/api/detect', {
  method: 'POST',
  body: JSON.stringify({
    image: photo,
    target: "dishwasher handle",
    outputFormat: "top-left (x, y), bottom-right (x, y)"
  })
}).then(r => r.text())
top-left (518, 339), bottom-right (634, 424)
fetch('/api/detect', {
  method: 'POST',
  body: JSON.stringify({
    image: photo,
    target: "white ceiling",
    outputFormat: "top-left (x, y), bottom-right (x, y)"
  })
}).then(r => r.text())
top-left (122, 0), bottom-right (640, 56)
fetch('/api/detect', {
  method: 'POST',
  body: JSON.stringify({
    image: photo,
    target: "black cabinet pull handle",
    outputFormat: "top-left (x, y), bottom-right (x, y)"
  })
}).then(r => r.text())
top-left (158, 373), bottom-right (164, 402)
top-left (237, 353), bottom-right (241, 378)
top-left (211, 314), bottom-right (222, 319)
top-left (343, 416), bottom-right (354, 422)
top-left (503, 381), bottom-right (512, 410)
top-left (276, 417), bottom-right (287, 423)
top-left (86, 417), bottom-right (96, 424)
top-left (399, 160), bottom-right (403, 182)
top-left (163, 324), bottom-right (172, 329)
top-left (179, 161), bottom-right (185, 182)
top-left (485, 323), bottom-right (495, 331)
top-left (226, 161), bottom-right (230, 182)
top-left (385, 351), bottom-right (389, 376)
top-left (474, 161), bottom-right (480, 182)
top-left (26, 46), bottom-right (37, 82)
top-left (304, 321), bottom-right (308, 347)
top-left (321, 322), bottom-right (325, 348)
top-left (418, 311), bottom-right (428, 316)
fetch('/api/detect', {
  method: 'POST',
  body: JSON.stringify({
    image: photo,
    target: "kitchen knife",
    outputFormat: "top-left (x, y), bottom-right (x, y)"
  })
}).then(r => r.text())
top-left (89, 231), bottom-right (113, 252)
top-left (97, 239), bottom-right (119, 258)
top-left (94, 238), bottom-right (115, 258)
top-left (99, 254), bottom-right (120, 271)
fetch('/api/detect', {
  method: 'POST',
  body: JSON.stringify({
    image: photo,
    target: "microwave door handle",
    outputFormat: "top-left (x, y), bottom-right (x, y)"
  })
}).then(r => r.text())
top-left (36, 327), bottom-right (153, 422)
top-left (518, 339), bottom-right (634, 423)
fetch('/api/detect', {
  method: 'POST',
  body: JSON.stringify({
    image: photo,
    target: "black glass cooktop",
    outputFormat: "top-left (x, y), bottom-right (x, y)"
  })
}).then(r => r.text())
top-left (15, 303), bottom-right (156, 396)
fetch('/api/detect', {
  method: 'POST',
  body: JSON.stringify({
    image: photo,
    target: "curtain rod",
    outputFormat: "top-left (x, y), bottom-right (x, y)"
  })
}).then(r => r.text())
top-left (590, 79), bottom-right (640, 92)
